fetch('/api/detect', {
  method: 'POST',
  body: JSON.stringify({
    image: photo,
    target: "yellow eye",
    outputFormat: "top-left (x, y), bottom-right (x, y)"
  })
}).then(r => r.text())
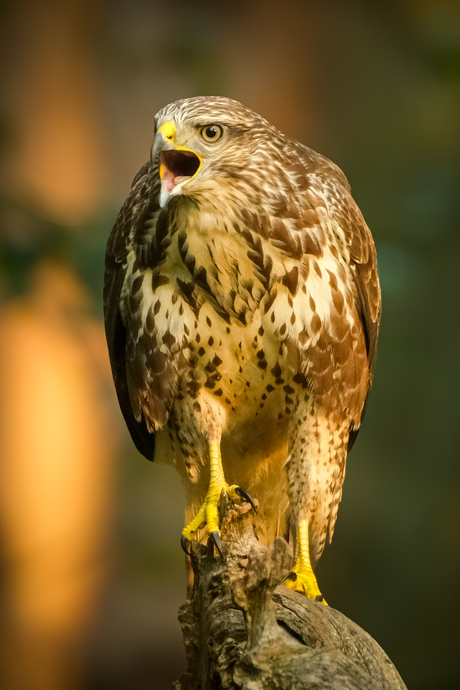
top-left (201, 124), bottom-right (223, 142)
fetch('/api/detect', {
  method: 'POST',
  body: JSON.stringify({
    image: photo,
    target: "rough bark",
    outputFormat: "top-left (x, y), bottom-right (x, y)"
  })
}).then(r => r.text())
top-left (173, 498), bottom-right (407, 690)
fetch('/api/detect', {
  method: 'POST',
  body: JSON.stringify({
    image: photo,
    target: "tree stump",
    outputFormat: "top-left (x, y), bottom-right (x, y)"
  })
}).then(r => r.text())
top-left (173, 497), bottom-right (407, 690)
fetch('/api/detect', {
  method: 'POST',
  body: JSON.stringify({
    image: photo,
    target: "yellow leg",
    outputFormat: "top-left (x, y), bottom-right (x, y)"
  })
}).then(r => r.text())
top-left (284, 519), bottom-right (328, 605)
top-left (182, 440), bottom-right (254, 547)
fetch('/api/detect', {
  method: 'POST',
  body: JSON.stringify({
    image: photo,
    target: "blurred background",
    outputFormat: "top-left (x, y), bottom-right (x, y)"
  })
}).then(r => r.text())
top-left (0, 0), bottom-right (459, 688)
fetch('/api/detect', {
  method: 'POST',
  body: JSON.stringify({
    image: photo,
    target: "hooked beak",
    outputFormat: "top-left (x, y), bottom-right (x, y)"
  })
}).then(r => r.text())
top-left (151, 122), bottom-right (202, 207)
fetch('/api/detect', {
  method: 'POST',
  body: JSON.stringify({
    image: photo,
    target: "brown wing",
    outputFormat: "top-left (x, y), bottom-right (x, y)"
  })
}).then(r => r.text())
top-left (103, 162), bottom-right (158, 460)
top-left (316, 165), bottom-right (381, 449)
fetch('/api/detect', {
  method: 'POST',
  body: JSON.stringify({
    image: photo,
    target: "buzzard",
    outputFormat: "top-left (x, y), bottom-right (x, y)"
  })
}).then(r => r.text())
top-left (104, 97), bottom-right (381, 602)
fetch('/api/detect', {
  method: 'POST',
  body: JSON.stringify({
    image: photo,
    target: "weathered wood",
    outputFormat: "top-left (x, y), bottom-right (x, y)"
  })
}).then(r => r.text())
top-left (173, 498), bottom-right (406, 690)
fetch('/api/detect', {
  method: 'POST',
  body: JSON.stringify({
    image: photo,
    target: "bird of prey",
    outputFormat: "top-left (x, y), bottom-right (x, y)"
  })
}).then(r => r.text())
top-left (104, 96), bottom-right (381, 603)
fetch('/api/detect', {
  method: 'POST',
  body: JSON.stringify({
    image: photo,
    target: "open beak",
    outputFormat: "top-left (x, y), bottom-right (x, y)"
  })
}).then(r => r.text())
top-left (151, 122), bottom-right (202, 207)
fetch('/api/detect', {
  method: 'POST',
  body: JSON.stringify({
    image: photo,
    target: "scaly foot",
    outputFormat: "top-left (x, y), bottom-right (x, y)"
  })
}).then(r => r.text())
top-left (181, 440), bottom-right (256, 555)
top-left (284, 519), bottom-right (328, 605)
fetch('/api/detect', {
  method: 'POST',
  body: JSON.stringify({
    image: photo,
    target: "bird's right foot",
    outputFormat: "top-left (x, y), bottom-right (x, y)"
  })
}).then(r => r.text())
top-left (181, 440), bottom-right (256, 556)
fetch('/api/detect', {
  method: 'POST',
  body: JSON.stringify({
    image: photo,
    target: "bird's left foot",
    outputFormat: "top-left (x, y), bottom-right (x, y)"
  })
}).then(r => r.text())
top-left (284, 569), bottom-right (327, 603)
top-left (283, 519), bottom-right (328, 605)
top-left (181, 441), bottom-right (256, 556)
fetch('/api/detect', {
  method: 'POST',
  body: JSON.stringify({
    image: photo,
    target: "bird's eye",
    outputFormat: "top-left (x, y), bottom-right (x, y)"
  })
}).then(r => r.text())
top-left (201, 125), bottom-right (223, 142)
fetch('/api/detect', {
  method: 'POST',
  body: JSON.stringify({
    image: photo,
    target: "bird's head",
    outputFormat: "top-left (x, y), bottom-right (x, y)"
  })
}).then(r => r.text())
top-left (150, 96), bottom-right (277, 208)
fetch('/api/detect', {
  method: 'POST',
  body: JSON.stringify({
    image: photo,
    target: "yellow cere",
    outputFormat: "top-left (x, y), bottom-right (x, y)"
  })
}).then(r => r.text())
top-left (157, 120), bottom-right (176, 141)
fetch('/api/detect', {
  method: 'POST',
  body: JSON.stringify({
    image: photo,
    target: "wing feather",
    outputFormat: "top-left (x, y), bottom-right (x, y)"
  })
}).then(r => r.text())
top-left (103, 163), bottom-right (158, 460)
top-left (316, 168), bottom-right (381, 448)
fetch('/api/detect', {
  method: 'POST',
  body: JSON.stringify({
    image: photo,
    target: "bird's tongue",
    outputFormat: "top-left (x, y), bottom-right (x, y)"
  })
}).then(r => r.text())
top-left (161, 167), bottom-right (191, 193)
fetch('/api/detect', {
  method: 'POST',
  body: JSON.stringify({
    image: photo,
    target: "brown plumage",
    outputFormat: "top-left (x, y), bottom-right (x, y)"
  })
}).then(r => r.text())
top-left (104, 96), bottom-right (381, 586)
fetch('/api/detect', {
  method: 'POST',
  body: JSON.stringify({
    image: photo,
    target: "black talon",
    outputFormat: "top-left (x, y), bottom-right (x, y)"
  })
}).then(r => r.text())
top-left (315, 594), bottom-right (324, 602)
top-left (253, 524), bottom-right (259, 541)
top-left (235, 486), bottom-right (257, 512)
top-left (281, 571), bottom-right (297, 584)
top-left (210, 531), bottom-right (224, 558)
top-left (181, 534), bottom-right (191, 556)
